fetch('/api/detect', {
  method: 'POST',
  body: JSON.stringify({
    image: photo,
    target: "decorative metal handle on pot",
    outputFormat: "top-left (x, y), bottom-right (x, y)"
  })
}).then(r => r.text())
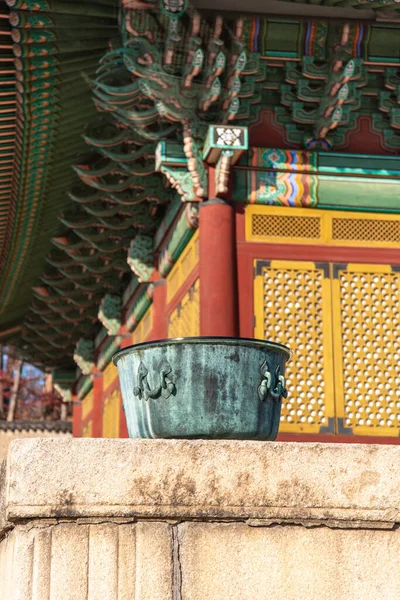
top-left (134, 360), bottom-right (175, 401)
top-left (258, 359), bottom-right (288, 402)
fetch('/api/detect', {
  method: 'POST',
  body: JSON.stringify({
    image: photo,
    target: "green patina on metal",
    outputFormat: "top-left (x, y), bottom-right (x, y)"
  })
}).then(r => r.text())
top-left (114, 337), bottom-right (291, 440)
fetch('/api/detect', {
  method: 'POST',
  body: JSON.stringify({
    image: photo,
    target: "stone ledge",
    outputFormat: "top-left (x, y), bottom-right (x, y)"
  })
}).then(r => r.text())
top-left (2, 438), bottom-right (400, 531)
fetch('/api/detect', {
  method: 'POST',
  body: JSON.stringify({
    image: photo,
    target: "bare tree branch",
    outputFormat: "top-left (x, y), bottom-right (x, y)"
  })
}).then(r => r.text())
top-left (7, 358), bottom-right (23, 422)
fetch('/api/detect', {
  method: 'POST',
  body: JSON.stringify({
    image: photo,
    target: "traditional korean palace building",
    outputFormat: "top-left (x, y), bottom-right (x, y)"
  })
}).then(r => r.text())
top-left (0, 0), bottom-right (399, 443)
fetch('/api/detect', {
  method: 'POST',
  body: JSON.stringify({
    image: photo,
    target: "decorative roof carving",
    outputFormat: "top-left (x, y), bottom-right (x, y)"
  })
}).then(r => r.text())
top-left (128, 234), bottom-right (155, 282)
top-left (98, 294), bottom-right (122, 336)
top-left (73, 339), bottom-right (95, 375)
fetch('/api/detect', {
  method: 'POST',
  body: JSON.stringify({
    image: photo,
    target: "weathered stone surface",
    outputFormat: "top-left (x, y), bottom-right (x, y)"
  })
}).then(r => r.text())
top-left (2, 439), bottom-right (400, 599)
top-left (0, 524), bottom-right (35, 598)
top-left (178, 522), bottom-right (400, 599)
top-left (0, 522), bottom-right (173, 600)
top-left (4, 438), bottom-right (400, 525)
top-left (135, 522), bottom-right (173, 600)
top-left (32, 527), bottom-right (52, 600)
top-left (49, 523), bottom-right (89, 599)
top-left (0, 520), bottom-right (15, 598)
top-left (0, 429), bottom-right (71, 463)
top-left (0, 460), bottom-right (11, 540)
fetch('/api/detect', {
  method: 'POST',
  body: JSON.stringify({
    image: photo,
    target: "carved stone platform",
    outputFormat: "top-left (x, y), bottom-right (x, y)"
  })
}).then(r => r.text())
top-left (1, 439), bottom-right (400, 599)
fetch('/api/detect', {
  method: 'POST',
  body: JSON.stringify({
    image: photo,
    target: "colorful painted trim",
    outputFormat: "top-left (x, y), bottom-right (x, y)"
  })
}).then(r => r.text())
top-left (158, 204), bottom-right (199, 278)
top-left (77, 375), bottom-right (93, 401)
top-left (125, 284), bottom-right (154, 333)
top-left (234, 147), bottom-right (400, 210)
top-left (97, 336), bottom-right (121, 372)
top-left (241, 148), bottom-right (318, 207)
top-left (302, 20), bottom-right (327, 61)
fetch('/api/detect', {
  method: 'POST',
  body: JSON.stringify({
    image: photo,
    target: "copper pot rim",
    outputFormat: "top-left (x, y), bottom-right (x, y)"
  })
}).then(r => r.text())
top-left (113, 336), bottom-right (292, 365)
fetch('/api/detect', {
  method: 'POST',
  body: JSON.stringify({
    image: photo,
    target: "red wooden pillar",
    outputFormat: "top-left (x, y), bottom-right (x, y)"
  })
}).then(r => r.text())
top-left (72, 393), bottom-right (81, 438)
top-left (91, 369), bottom-right (103, 438)
top-left (199, 198), bottom-right (238, 336)
top-left (151, 279), bottom-right (168, 340)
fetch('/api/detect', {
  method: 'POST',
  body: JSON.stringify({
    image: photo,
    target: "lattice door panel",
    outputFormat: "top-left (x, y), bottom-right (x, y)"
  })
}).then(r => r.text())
top-left (168, 279), bottom-right (200, 338)
top-left (333, 264), bottom-right (400, 437)
top-left (254, 260), bottom-right (335, 434)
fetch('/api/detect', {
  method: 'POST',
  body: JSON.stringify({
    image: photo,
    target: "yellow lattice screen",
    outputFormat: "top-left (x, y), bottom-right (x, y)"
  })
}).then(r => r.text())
top-left (167, 231), bottom-right (199, 303)
top-left (254, 261), bottom-right (335, 433)
top-left (132, 305), bottom-right (153, 345)
top-left (168, 279), bottom-right (200, 338)
top-left (332, 218), bottom-right (400, 244)
top-left (254, 259), bottom-right (400, 436)
top-left (333, 264), bottom-right (400, 436)
top-left (252, 213), bottom-right (322, 241)
top-left (247, 205), bottom-right (400, 248)
top-left (102, 388), bottom-right (121, 438)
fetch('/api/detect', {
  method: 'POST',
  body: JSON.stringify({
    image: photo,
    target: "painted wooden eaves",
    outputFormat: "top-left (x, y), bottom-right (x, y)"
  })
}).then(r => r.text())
top-left (0, 5), bottom-right (15, 257)
top-left (0, 0), bottom-right (118, 331)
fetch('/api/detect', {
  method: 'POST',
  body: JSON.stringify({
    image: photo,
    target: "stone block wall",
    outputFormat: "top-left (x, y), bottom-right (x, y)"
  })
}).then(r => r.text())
top-left (1, 438), bottom-right (400, 599)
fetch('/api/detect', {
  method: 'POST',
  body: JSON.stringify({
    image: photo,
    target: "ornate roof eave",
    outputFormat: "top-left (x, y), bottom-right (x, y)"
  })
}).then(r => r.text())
top-left (0, 0), bottom-right (120, 336)
top-left (2, 0), bottom-right (400, 368)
